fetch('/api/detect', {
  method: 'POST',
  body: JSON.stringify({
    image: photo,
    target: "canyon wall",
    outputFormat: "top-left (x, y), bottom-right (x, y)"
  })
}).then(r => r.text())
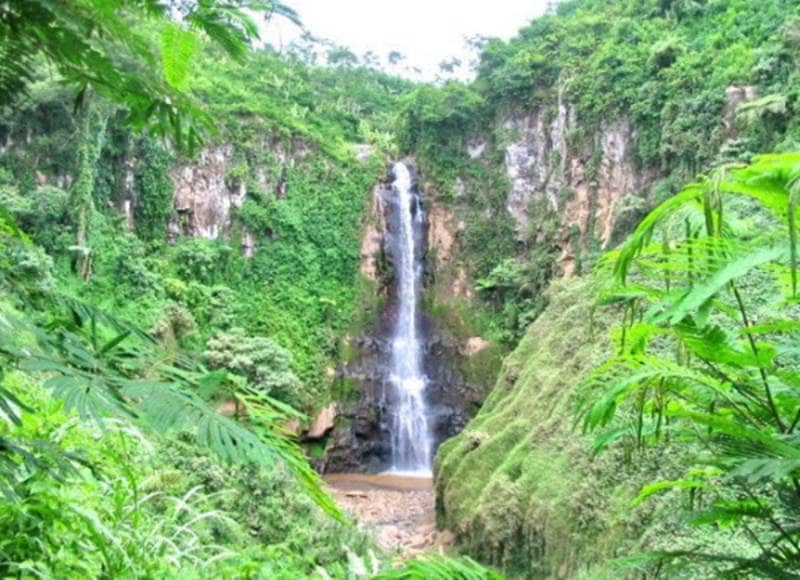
top-left (324, 163), bottom-right (492, 472)
top-left (423, 84), bottom-right (761, 576)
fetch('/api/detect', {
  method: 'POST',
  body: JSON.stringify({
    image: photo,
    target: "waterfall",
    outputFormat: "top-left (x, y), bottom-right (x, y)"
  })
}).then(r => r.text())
top-left (386, 161), bottom-right (432, 474)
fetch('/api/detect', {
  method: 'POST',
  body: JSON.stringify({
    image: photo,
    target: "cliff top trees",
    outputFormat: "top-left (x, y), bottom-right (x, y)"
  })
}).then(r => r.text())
top-left (0, 0), bottom-right (299, 151)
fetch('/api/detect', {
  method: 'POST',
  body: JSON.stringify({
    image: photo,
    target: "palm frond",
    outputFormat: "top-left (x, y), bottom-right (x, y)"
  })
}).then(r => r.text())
top-left (4, 301), bottom-right (341, 520)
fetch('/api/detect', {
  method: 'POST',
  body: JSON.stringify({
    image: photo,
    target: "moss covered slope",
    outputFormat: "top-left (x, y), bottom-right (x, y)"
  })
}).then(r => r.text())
top-left (434, 278), bottom-right (749, 578)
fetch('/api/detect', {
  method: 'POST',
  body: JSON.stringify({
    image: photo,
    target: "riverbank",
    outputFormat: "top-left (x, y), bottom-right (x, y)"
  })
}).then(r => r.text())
top-left (325, 474), bottom-right (453, 557)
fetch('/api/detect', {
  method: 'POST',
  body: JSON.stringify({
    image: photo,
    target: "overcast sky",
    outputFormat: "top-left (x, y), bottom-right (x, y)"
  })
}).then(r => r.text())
top-left (264, 0), bottom-right (553, 80)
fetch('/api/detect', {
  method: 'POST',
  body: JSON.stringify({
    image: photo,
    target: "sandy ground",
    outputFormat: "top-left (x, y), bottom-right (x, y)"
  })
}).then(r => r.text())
top-left (325, 473), bottom-right (454, 557)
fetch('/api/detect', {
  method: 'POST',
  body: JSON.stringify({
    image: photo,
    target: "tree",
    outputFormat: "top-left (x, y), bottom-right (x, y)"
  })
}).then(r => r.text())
top-left (205, 328), bottom-right (303, 408)
top-left (0, 0), bottom-right (300, 151)
top-left (388, 50), bottom-right (405, 65)
top-left (68, 107), bottom-right (108, 281)
top-left (327, 46), bottom-right (359, 68)
top-left (439, 57), bottom-right (463, 74)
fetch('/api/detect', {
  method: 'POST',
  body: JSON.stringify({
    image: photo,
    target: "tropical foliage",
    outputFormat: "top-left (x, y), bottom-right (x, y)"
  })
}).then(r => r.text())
top-left (580, 153), bottom-right (800, 575)
top-left (4, 0), bottom-right (800, 577)
top-left (398, 0), bottom-right (800, 344)
top-left (0, 0), bottom-right (299, 151)
top-left (0, 1), bottom-right (400, 576)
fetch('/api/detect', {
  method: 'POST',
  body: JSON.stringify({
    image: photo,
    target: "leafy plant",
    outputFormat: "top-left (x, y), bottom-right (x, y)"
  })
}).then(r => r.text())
top-left (0, 292), bottom-right (343, 522)
top-left (0, 0), bottom-right (299, 151)
top-left (579, 154), bottom-right (800, 575)
top-left (205, 328), bottom-right (303, 408)
top-left (373, 555), bottom-right (504, 579)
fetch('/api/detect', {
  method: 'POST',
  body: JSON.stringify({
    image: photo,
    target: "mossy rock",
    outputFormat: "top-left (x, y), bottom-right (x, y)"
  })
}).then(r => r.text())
top-left (434, 277), bottom-right (744, 578)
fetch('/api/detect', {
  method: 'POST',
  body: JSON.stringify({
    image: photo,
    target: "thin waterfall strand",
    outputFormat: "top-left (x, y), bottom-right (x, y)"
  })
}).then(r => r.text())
top-left (387, 162), bottom-right (432, 474)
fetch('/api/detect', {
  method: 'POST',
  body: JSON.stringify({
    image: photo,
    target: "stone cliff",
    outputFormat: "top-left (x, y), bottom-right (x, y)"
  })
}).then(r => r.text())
top-left (324, 162), bottom-right (491, 473)
top-left (451, 102), bottom-right (657, 280)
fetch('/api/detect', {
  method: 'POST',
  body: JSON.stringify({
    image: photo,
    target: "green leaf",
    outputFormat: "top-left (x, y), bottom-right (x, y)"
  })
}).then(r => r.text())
top-left (614, 183), bottom-right (706, 283)
top-left (160, 24), bottom-right (200, 91)
top-left (197, 370), bottom-right (229, 400)
top-left (650, 244), bottom-right (786, 325)
top-left (634, 478), bottom-right (710, 506)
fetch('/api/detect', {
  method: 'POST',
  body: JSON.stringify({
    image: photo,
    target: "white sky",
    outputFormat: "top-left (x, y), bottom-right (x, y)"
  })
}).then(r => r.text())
top-left (264, 0), bottom-right (553, 80)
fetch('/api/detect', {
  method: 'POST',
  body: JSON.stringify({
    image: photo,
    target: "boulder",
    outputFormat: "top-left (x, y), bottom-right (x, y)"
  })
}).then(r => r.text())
top-left (306, 403), bottom-right (337, 440)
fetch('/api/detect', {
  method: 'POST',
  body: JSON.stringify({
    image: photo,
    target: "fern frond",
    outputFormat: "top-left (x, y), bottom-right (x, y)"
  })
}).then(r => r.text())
top-left (7, 301), bottom-right (341, 520)
top-left (160, 23), bottom-right (200, 91)
top-left (49, 293), bottom-right (155, 343)
top-left (615, 183), bottom-right (707, 283)
top-left (578, 354), bottom-right (754, 433)
top-left (267, 1), bottom-right (302, 27)
top-left (648, 243), bottom-right (787, 325)
top-left (633, 476), bottom-right (714, 506)
top-left (238, 387), bottom-right (343, 521)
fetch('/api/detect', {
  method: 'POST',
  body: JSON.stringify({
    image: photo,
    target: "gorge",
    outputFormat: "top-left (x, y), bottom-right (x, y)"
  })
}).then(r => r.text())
top-left (2, 0), bottom-right (800, 578)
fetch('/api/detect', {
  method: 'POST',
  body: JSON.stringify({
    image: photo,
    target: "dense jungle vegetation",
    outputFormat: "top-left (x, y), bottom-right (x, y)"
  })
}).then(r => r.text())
top-left (2, 0), bottom-right (800, 578)
top-left (402, 0), bottom-right (800, 344)
top-left (0, 1), bottom-right (462, 577)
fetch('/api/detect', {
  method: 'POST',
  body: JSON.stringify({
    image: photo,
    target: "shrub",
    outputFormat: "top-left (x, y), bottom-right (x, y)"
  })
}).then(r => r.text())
top-left (205, 328), bottom-right (303, 408)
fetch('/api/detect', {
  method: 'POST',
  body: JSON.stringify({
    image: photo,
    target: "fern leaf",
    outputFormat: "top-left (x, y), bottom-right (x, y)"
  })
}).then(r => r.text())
top-left (160, 23), bottom-right (200, 91)
top-left (649, 244), bottom-right (786, 325)
top-left (688, 498), bottom-right (771, 527)
top-left (615, 183), bottom-right (707, 283)
top-left (120, 380), bottom-right (344, 522)
top-left (633, 478), bottom-right (711, 506)
top-left (373, 555), bottom-right (504, 579)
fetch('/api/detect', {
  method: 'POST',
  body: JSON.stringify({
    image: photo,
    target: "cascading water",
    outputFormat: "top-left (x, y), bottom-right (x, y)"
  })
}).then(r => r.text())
top-left (386, 161), bottom-right (433, 474)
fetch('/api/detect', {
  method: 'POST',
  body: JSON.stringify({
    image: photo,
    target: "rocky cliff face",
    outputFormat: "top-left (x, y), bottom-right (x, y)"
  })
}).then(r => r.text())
top-left (481, 100), bottom-right (657, 276)
top-left (427, 84), bottom-right (762, 575)
top-left (324, 163), bottom-right (489, 473)
top-left (161, 139), bottom-right (312, 253)
top-left (498, 85), bottom-right (758, 276)
top-left (167, 145), bottom-right (245, 241)
top-left (112, 137), bottom-right (317, 255)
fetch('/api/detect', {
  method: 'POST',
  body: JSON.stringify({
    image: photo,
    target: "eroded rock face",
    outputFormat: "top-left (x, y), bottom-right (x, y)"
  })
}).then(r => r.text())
top-left (168, 145), bottom-right (239, 240)
top-left (427, 204), bottom-right (473, 301)
top-left (498, 84), bottom-right (753, 277)
top-left (307, 403), bottom-right (337, 440)
top-left (143, 137), bottom-right (309, 251)
top-left (324, 163), bottom-right (486, 473)
top-left (501, 99), bottom-right (656, 276)
top-left (360, 184), bottom-right (386, 282)
top-left (724, 85), bottom-right (757, 137)
top-left (426, 200), bottom-right (474, 302)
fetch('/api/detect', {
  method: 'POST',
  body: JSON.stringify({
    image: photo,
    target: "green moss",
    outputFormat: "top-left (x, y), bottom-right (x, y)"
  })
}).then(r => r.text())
top-left (331, 377), bottom-right (360, 403)
top-left (458, 343), bottom-right (505, 394)
top-left (434, 277), bottom-right (736, 578)
top-left (307, 440), bottom-right (328, 460)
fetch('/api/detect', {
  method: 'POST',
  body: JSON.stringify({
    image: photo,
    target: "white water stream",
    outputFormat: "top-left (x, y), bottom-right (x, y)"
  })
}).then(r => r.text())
top-left (386, 162), bottom-right (433, 475)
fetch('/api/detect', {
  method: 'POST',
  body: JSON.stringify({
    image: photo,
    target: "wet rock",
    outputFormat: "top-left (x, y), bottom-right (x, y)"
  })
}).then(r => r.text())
top-left (326, 161), bottom-right (486, 474)
top-left (306, 403), bottom-right (337, 440)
